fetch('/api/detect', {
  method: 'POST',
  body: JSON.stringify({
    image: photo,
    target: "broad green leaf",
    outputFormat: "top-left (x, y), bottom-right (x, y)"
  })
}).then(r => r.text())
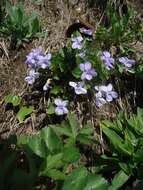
top-left (50, 86), bottom-right (63, 95)
top-left (134, 148), bottom-right (143, 163)
top-left (42, 153), bottom-right (63, 170)
top-left (40, 153), bottom-right (64, 176)
top-left (17, 135), bottom-right (30, 145)
top-left (51, 123), bottom-right (72, 137)
top-left (109, 170), bottom-right (130, 190)
top-left (46, 169), bottom-right (65, 180)
top-left (46, 103), bottom-right (55, 115)
top-left (72, 67), bottom-right (82, 79)
top-left (80, 122), bottom-right (94, 135)
top-left (62, 166), bottom-right (88, 190)
top-left (77, 134), bottom-right (94, 145)
top-left (63, 146), bottom-right (80, 162)
top-left (4, 95), bottom-right (21, 106)
top-left (84, 174), bottom-right (108, 190)
top-left (28, 135), bottom-right (47, 158)
top-left (68, 113), bottom-right (79, 139)
top-left (41, 127), bottom-right (63, 152)
top-left (17, 106), bottom-right (34, 123)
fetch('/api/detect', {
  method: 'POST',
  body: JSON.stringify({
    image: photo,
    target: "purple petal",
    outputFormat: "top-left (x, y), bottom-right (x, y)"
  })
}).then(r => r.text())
top-left (85, 73), bottom-right (93, 80)
top-left (111, 91), bottom-right (118, 99)
top-left (25, 76), bottom-right (35, 85)
top-left (106, 94), bottom-right (113, 102)
top-left (55, 107), bottom-right (64, 115)
top-left (72, 42), bottom-right (78, 49)
top-left (84, 62), bottom-right (91, 71)
top-left (63, 107), bottom-right (68, 114)
top-left (75, 87), bottom-right (87, 94)
top-left (62, 100), bottom-right (68, 107)
top-left (76, 36), bottom-right (83, 42)
top-left (103, 51), bottom-right (111, 58)
top-left (107, 84), bottom-right (113, 91)
top-left (80, 28), bottom-right (93, 35)
top-left (80, 64), bottom-right (85, 71)
top-left (54, 99), bottom-right (62, 106)
top-left (96, 97), bottom-right (106, 107)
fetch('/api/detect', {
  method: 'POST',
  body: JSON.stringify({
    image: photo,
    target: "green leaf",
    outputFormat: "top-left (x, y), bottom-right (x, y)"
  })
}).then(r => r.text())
top-left (50, 86), bottom-right (63, 95)
top-left (51, 122), bottom-right (72, 137)
top-left (17, 106), bottom-right (34, 123)
top-left (17, 135), bottom-right (29, 145)
top-left (72, 67), bottom-right (82, 79)
top-left (46, 103), bottom-right (55, 115)
top-left (80, 122), bottom-right (94, 135)
top-left (47, 169), bottom-right (65, 180)
top-left (40, 153), bottom-right (64, 176)
top-left (109, 170), bottom-right (130, 190)
top-left (77, 134), bottom-right (94, 145)
top-left (62, 166), bottom-right (88, 190)
top-left (4, 95), bottom-right (21, 106)
top-left (63, 146), bottom-right (80, 162)
top-left (101, 124), bottom-right (132, 156)
top-left (84, 174), bottom-right (108, 190)
top-left (41, 127), bottom-right (63, 152)
top-left (68, 113), bottom-right (79, 139)
top-left (28, 135), bottom-right (47, 158)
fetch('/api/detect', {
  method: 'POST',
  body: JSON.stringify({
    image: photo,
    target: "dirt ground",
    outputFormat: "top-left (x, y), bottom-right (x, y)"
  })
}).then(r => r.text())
top-left (0, 0), bottom-right (142, 137)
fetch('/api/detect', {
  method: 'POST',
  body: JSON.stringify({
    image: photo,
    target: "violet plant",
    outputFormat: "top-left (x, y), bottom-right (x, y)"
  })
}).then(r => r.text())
top-left (22, 29), bottom-right (139, 118)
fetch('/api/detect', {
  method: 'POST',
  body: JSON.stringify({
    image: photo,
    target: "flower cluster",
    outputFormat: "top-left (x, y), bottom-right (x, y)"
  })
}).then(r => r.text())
top-left (24, 32), bottom-right (137, 116)
top-left (25, 47), bottom-right (51, 69)
top-left (101, 51), bottom-right (115, 70)
top-left (95, 84), bottom-right (118, 107)
top-left (101, 51), bottom-right (136, 70)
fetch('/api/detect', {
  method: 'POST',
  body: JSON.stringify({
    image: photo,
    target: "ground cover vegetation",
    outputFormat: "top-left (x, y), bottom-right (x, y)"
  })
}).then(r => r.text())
top-left (0, 0), bottom-right (143, 189)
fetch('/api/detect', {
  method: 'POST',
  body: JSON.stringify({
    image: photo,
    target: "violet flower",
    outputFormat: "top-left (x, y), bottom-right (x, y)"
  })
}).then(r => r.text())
top-left (80, 62), bottom-right (97, 80)
top-left (101, 51), bottom-right (115, 70)
top-left (119, 57), bottom-right (135, 68)
top-left (95, 91), bottom-right (107, 107)
top-left (37, 53), bottom-right (52, 69)
top-left (25, 47), bottom-right (45, 68)
top-left (80, 28), bottom-right (93, 36)
top-left (95, 83), bottom-right (118, 107)
top-left (25, 47), bottom-right (52, 69)
top-left (71, 36), bottom-right (83, 49)
top-left (25, 69), bottom-right (39, 85)
top-left (69, 81), bottom-right (87, 95)
top-left (54, 99), bottom-right (68, 115)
